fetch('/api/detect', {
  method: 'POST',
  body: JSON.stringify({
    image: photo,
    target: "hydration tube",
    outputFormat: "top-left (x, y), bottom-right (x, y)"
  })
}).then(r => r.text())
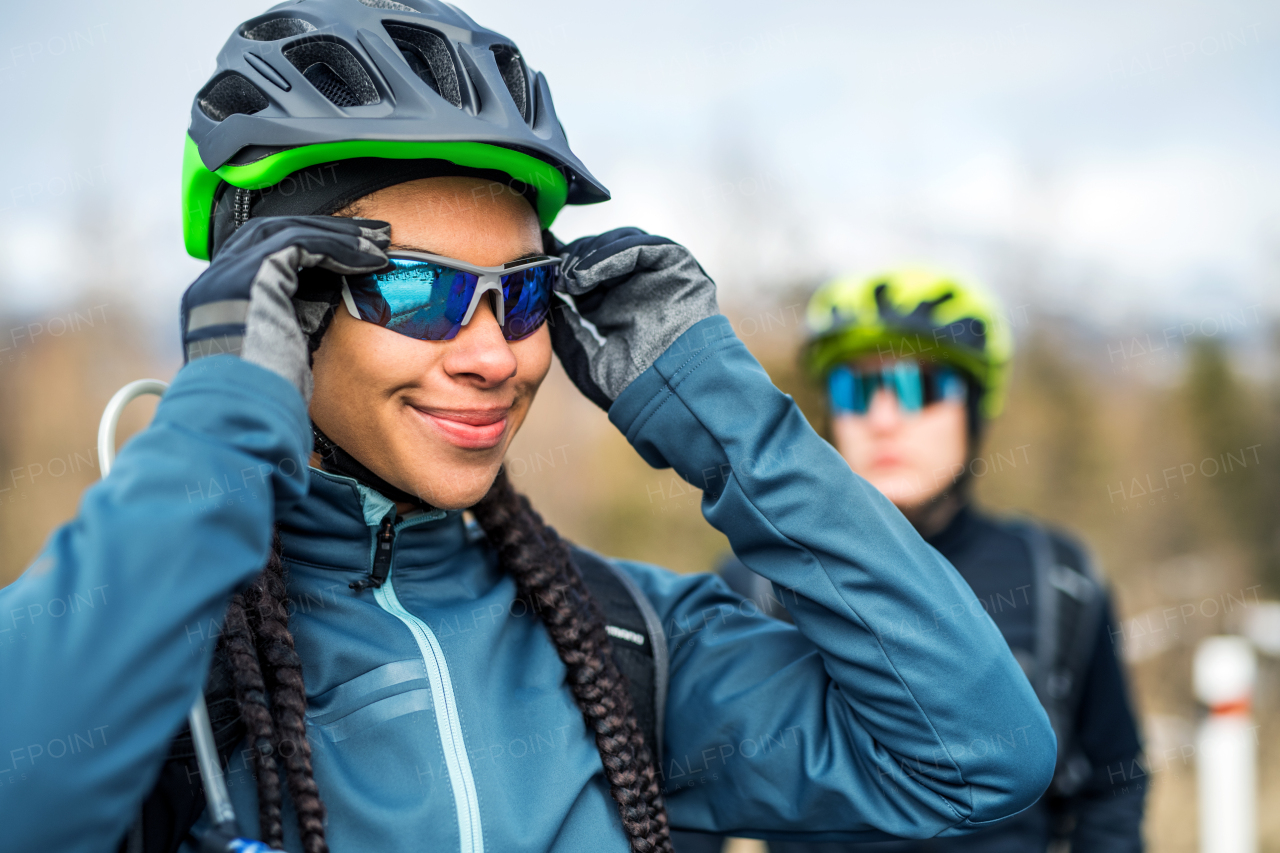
top-left (99, 380), bottom-right (281, 853)
top-left (97, 380), bottom-right (170, 475)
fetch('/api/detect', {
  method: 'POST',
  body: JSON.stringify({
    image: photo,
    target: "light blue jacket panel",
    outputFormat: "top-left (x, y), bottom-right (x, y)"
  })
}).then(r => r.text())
top-left (0, 315), bottom-right (1055, 852)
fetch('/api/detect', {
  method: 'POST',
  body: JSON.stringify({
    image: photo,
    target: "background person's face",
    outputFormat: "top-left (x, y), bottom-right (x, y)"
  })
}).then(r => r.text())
top-left (829, 358), bottom-right (969, 512)
top-left (309, 176), bottom-right (551, 510)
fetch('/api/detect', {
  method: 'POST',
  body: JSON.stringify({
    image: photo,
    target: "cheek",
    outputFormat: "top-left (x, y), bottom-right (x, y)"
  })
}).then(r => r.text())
top-left (315, 315), bottom-right (379, 403)
top-left (510, 325), bottom-right (553, 396)
top-left (910, 405), bottom-right (969, 472)
top-left (831, 416), bottom-right (872, 467)
top-left (312, 312), bottom-right (438, 424)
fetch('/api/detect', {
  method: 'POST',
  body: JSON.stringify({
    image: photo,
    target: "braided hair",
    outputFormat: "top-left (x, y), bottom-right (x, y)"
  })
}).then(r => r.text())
top-left (473, 471), bottom-right (672, 851)
top-left (219, 533), bottom-right (327, 852)
top-left (217, 471), bottom-right (673, 853)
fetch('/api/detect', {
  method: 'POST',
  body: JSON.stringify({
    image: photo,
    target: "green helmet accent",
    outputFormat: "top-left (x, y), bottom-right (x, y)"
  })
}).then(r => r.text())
top-left (804, 267), bottom-right (1015, 418)
top-left (181, 136), bottom-right (569, 260)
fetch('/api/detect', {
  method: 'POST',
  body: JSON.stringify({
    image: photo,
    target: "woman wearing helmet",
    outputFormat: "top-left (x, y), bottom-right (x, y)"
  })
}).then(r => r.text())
top-left (1, 4), bottom-right (1055, 852)
top-left (722, 268), bottom-right (1145, 852)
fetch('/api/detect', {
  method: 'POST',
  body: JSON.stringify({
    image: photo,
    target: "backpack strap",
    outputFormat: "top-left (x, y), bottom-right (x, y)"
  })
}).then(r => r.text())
top-left (1007, 519), bottom-right (1106, 798)
top-left (570, 546), bottom-right (669, 766)
top-left (718, 554), bottom-right (794, 624)
top-left (123, 816), bottom-right (144, 853)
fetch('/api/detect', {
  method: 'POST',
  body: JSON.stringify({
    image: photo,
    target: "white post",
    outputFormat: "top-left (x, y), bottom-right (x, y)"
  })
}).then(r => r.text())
top-left (1194, 636), bottom-right (1256, 853)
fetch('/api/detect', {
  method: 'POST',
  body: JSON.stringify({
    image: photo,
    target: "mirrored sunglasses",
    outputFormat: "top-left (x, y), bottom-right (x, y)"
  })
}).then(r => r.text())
top-left (828, 361), bottom-right (968, 415)
top-left (342, 251), bottom-right (559, 342)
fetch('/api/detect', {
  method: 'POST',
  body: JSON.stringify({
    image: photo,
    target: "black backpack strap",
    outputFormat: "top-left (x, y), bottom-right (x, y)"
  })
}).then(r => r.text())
top-left (123, 816), bottom-right (144, 853)
top-left (570, 546), bottom-right (668, 766)
top-left (718, 554), bottom-right (794, 624)
top-left (1007, 519), bottom-right (1106, 798)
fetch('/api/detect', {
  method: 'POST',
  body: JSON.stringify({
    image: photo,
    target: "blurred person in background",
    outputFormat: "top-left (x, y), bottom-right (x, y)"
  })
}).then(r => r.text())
top-left (714, 269), bottom-right (1145, 853)
top-left (0, 3), bottom-right (1059, 853)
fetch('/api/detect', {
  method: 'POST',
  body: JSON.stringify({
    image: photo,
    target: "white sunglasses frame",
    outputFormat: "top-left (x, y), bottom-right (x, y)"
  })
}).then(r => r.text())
top-left (341, 250), bottom-right (561, 330)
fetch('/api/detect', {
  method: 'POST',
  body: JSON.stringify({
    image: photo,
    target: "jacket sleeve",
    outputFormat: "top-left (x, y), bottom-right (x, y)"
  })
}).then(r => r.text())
top-left (1066, 602), bottom-right (1146, 852)
top-left (607, 315), bottom-right (1056, 842)
top-left (0, 356), bottom-right (310, 853)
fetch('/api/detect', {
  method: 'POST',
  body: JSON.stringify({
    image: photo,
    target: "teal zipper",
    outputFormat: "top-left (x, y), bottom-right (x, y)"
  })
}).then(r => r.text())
top-left (370, 514), bottom-right (485, 853)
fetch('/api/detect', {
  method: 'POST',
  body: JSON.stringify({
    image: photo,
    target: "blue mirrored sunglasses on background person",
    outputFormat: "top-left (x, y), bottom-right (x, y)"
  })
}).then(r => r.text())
top-left (341, 251), bottom-right (559, 342)
top-left (828, 361), bottom-right (969, 415)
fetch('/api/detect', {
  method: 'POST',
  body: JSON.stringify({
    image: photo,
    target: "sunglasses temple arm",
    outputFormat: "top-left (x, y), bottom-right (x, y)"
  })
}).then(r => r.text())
top-left (340, 279), bottom-right (361, 321)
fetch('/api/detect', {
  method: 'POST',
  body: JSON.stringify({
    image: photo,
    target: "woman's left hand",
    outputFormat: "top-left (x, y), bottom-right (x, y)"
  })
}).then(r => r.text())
top-left (547, 227), bottom-right (719, 410)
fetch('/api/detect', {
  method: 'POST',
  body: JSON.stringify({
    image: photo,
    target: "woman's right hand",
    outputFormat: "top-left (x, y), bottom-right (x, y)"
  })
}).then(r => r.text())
top-left (180, 215), bottom-right (390, 401)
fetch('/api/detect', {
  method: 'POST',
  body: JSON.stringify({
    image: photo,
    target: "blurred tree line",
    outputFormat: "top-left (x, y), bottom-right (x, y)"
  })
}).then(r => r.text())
top-left (0, 295), bottom-right (1276, 852)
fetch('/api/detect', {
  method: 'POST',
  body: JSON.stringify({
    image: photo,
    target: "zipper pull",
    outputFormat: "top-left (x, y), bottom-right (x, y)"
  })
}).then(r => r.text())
top-left (351, 514), bottom-right (397, 591)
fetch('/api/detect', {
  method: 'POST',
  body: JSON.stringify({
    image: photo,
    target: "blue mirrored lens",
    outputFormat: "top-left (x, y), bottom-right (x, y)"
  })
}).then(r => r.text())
top-left (890, 362), bottom-right (924, 411)
top-left (500, 264), bottom-right (554, 341)
top-left (935, 368), bottom-right (968, 405)
top-left (828, 365), bottom-right (864, 414)
top-left (349, 260), bottom-right (478, 341)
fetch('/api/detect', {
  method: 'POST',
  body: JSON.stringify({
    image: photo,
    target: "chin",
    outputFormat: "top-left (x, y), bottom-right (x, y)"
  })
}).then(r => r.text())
top-left (400, 459), bottom-right (504, 510)
top-left (868, 473), bottom-right (929, 507)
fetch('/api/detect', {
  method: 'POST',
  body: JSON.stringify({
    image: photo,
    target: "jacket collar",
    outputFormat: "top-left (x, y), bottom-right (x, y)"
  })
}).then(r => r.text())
top-left (278, 467), bottom-right (473, 576)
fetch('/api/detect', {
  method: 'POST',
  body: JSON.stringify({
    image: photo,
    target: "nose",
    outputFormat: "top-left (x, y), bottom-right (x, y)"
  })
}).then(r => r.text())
top-left (864, 388), bottom-right (904, 433)
top-left (441, 294), bottom-right (517, 387)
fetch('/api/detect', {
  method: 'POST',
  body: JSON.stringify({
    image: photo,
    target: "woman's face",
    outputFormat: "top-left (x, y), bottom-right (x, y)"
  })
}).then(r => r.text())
top-left (310, 176), bottom-right (551, 510)
top-left (829, 357), bottom-right (969, 512)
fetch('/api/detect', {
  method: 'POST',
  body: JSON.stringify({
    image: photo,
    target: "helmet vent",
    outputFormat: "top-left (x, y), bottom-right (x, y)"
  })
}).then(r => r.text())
top-left (197, 72), bottom-right (270, 122)
top-left (241, 17), bottom-right (317, 41)
top-left (284, 41), bottom-right (380, 107)
top-left (489, 45), bottom-right (529, 121)
top-left (384, 23), bottom-right (462, 109)
top-left (360, 0), bottom-right (418, 10)
top-left (304, 63), bottom-right (361, 107)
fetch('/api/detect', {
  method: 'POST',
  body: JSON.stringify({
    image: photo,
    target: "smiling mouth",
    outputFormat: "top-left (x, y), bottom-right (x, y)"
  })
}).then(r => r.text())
top-left (411, 405), bottom-right (510, 450)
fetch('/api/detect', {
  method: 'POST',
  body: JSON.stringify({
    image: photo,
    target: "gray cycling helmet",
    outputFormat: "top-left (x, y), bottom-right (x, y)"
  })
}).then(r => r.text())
top-left (183, 0), bottom-right (609, 259)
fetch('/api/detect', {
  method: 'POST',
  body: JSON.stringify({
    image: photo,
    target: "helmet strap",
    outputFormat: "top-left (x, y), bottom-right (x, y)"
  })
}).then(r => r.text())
top-left (233, 187), bottom-right (252, 230)
top-left (310, 421), bottom-right (432, 509)
top-left (964, 373), bottom-right (985, 444)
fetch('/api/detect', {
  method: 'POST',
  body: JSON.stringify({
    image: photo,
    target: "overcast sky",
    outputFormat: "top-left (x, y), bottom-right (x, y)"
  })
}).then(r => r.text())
top-left (1, 0), bottom-right (1276, 343)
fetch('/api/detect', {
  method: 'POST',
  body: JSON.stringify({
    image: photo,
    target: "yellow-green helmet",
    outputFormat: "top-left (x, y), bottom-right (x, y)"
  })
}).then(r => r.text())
top-left (804, 267), bottom-right (1014, 418)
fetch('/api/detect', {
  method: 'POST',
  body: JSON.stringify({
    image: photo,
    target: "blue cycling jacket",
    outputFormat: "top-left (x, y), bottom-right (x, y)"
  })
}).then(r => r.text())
top-left (0, 315), bottom-right (1055, 851)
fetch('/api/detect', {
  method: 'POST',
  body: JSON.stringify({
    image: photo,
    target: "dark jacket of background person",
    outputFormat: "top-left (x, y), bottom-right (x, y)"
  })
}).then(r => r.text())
top-left (681, 504), bottom-right (1145, 853)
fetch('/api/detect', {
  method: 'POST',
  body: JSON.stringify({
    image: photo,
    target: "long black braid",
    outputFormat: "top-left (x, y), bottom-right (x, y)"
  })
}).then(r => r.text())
top-left (473, 470), bottom-right (673, 852)
top-left (219, 532), bottom-right (327, 852)
top-left (220, 587), bottom-right (283, 845)
top-left (217, 474), bottom-right (673, 853)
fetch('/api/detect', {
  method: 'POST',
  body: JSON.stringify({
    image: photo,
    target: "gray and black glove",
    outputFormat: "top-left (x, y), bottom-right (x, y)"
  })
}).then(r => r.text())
top-left (549, 227), bottom-right (719, 410)
top-left (180, 215), bottom-right (390, 400)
